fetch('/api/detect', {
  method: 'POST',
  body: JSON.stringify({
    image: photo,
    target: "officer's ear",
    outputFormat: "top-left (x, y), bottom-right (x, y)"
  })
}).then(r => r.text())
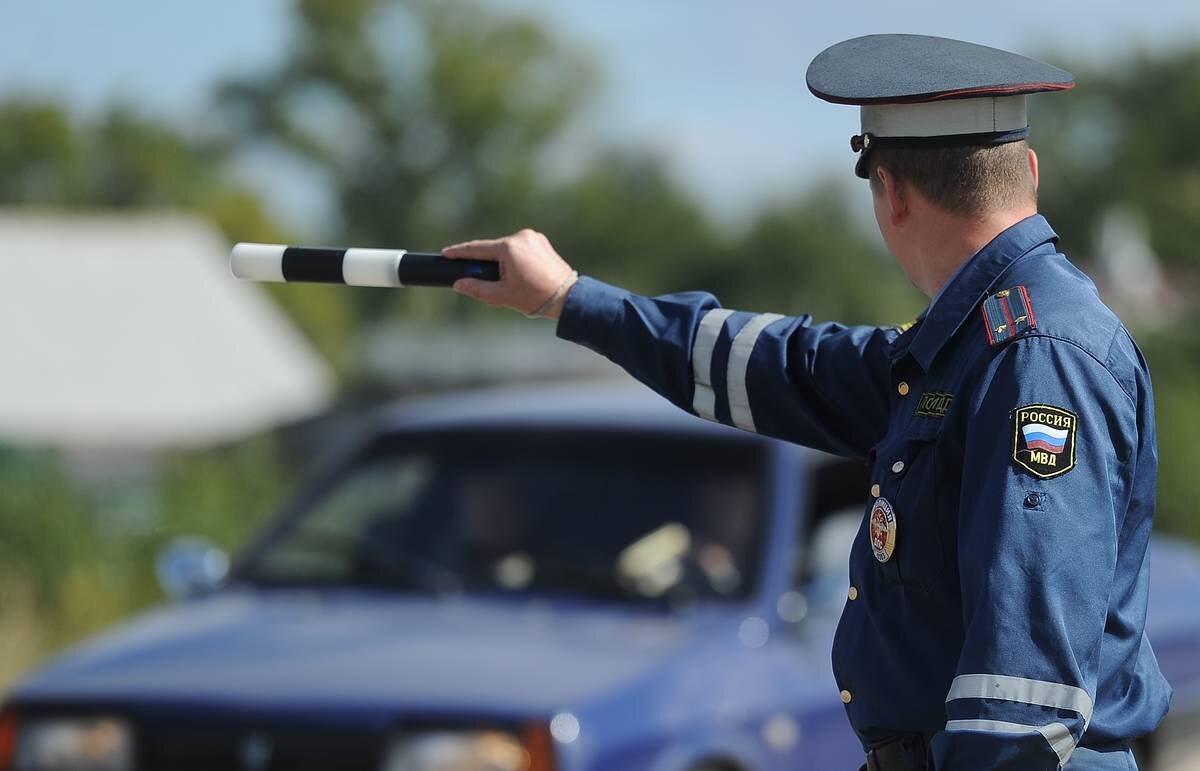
top-left (874, 165), bottom-right (909, 227)
top-left (1027, 147), bottom-right (1040, 194)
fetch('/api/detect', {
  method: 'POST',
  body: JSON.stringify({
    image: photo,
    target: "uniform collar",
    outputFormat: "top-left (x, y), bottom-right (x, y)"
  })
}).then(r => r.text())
top-left (890, 213), bottom-right (1058, 371)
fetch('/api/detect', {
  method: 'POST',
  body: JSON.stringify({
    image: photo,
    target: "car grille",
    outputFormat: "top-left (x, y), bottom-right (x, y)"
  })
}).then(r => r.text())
top-left (136, 724), bottom-right (388, 771)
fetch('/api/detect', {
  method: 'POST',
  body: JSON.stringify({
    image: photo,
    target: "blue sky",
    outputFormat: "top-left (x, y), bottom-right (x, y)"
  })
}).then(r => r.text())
top-left (2, 0), bottom-right (1199, 229)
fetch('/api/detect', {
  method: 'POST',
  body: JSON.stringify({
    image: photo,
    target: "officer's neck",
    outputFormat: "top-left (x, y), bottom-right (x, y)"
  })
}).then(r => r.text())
top-left (904, 204), bottom-right (1038, 298)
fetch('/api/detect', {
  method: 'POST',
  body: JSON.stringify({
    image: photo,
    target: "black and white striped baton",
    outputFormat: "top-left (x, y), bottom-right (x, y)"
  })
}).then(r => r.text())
top-left (230, 243), bottom-right (500, 288)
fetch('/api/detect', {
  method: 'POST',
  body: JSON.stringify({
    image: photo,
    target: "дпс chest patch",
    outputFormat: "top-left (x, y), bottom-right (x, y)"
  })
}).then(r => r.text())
top-left (915, 391), bottom-right (953, 418)
top-left (1013, 404), bottom-right (1077, 479)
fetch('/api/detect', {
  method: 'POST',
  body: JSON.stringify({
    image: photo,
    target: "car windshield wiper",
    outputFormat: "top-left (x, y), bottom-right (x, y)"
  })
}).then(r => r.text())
top-left (244, 526), bottom-right (464, 593)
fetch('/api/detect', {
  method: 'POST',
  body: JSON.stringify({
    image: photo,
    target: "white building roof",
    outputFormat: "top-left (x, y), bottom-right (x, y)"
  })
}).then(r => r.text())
top-left (0, 209), bottom-right (334, 449)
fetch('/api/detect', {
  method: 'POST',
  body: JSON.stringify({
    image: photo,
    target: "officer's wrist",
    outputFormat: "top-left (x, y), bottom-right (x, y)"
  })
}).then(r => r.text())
top-left (537, 273), bottom-right (579, 320)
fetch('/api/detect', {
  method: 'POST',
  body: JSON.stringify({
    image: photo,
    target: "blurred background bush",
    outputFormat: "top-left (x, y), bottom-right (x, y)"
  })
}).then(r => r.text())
top-left (0, 0), bottom-right (1197, 689)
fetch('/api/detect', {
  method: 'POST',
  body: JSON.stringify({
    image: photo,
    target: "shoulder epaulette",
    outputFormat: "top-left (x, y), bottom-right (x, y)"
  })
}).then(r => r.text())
top-left (981, 285), bottom-right (1036, 347)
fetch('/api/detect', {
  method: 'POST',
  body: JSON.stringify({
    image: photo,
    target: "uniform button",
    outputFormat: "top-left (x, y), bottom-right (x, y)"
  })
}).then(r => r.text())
top-left (891, 460), bottom-right (905, 474)
top-left (848, 586), bottom-right (859, 601)
top-left (870, 483), bottom-right (881, 498)
top-left (1024, 492), bottom-right (1041, 508)
top-left (897, 381), bottom-right (910, 396)
top-left (840, 689), bottom-right (853, 704)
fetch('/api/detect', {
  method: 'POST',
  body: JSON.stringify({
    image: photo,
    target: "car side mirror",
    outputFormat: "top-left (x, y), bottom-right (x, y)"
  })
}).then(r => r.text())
top-left (156, 536), bottom-right (230, 600)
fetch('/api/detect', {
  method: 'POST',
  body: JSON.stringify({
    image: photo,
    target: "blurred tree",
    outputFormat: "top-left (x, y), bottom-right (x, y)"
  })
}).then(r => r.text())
top-left (1034, 47), bottom-right (1200, 271)
top-left (1140, 327), bottom-right (1200, 542)
top-left (722, 190), bottom-right (922, 323)
top-left (0, 449), bottom-right (94, 605)
top-left (532, 150), bottom-right (728, 295)
top-left (218, 0), bottom-right (597, 325)
top-left (0, 102), bottom-right (81, 203)
top-left (534, 154), bottom-right (922, 321)
top-left (0, 439), bottom-right (292, 687)
top-left (0, 101), bottom-right (275, 240)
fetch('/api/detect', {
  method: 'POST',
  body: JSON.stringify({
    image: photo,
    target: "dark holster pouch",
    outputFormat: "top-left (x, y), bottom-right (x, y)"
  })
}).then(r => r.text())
top-left (860, 732), bottom-right (933, 771)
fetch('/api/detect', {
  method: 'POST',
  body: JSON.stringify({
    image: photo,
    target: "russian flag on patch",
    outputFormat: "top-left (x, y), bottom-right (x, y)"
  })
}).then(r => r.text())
top-left (1022, 422), bottom-right (1069, 454)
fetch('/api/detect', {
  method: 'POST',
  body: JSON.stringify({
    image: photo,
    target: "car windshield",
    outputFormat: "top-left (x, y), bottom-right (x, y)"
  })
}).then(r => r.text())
top-left (237, 429), bottom-right (768, 603)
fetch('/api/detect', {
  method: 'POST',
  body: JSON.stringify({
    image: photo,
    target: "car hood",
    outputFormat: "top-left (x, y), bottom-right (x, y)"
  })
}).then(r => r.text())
top-left (12, 589), bottom-right (722, 718)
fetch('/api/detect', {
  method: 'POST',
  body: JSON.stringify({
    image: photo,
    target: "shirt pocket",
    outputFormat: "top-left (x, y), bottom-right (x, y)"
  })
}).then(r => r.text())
top-left (884, 421), bottom-right (947, 591)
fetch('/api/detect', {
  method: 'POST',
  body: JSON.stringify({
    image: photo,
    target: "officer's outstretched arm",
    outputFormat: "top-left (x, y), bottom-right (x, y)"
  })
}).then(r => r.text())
top-left (930, 334), bottom-right (1151, 769)
top-left (446, 230), bottom-right (894, 458)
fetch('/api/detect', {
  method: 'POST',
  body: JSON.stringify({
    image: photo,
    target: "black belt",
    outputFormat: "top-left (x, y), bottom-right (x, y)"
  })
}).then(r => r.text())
top-left (861, 732), bottom-right (933, 771)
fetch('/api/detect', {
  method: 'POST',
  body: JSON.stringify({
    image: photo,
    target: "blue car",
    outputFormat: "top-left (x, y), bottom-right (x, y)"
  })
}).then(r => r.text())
top-left (3, 385), bottom-right (1199, 771)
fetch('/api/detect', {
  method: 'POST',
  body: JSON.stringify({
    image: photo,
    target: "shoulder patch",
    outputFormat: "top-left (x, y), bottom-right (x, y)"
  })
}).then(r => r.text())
top-left (1013, 404), bottom-right (1077, 479)
top-left (982, 286), bottom-right (1036, 347)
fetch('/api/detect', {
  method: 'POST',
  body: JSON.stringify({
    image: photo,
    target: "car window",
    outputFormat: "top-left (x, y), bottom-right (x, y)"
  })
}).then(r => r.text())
top-left (238, 429), bottom-right (768, 604)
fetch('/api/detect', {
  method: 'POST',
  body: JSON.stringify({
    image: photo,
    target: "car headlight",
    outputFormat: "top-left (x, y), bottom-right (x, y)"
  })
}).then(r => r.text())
top-left (380, 730), bottom-right (537, 771)
top-left (9, 715), bottom-right (132, 771)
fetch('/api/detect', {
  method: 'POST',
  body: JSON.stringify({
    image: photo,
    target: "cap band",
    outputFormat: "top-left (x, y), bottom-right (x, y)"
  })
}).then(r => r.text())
top-left (869, 127), bottom-right (1030, 149)
top-left (853, 126), bottom-right (1030, 179)
top-left (861, 95), bottom-right (1027, 138)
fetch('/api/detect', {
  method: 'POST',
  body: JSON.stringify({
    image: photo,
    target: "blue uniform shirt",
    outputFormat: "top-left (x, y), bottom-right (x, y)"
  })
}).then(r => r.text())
top-left (556, 214), bottom-right (1170, 769)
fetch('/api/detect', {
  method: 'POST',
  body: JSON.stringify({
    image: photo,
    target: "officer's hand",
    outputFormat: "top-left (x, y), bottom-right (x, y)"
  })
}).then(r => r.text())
top-left (443, 229), bottom-right (577, 318)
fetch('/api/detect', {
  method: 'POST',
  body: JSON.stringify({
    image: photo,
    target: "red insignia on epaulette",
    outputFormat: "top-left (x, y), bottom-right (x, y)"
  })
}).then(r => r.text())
top-left (982, 285), bottom-right (1036, 346)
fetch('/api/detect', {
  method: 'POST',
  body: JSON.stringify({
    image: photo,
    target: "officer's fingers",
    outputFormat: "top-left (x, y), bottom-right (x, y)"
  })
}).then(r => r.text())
top-left (453, 277), bottom-right (506, 306)
top-left (442, 239), bottom-right (506, 260)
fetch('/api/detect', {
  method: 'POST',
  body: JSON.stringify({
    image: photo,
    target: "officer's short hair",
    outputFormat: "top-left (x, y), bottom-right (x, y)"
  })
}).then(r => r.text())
top-left (866, 140), bottom-right (1036, 217)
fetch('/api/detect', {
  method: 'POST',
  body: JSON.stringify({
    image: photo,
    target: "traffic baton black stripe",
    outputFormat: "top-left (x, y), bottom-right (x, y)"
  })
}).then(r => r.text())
top-left (281, 247), bottom-right (346, 283)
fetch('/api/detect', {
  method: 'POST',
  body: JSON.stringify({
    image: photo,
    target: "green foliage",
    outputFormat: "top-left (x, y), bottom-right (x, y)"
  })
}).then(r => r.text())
top-left (0, 450), bottom-right (95, 603)
top-left (1035, 47), bottom-right (1200, 272)
top-left (0, 439), bottom-right (290, 688)
top-left (219, 0), bottom-right (596, 327)
top-left (156, 439), bottom-right (291, 556)
top-left (533, 150), bottom-right (725, 295)
top-left (1138, 321), bottom-right (1200, 542)
top-left (0, 102), bottom-right (81, 203)
top-left (0, 101), bottom-right (225, 212)
top-left (723, 190), bottom-right (923, 323)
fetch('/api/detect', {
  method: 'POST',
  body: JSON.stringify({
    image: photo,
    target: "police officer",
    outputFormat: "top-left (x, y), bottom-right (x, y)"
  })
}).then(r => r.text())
top-left (443, 34), bottom-right (1171, 770)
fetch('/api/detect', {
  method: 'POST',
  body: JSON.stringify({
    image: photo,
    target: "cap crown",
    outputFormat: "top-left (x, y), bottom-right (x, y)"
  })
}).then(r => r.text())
top-left (806, 34), bottom-right (1074, 105)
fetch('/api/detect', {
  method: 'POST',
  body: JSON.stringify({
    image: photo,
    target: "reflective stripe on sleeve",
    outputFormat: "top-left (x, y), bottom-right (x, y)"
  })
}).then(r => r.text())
top-left (727, 313), bottom-right (785, 432)
top-left (691, 309), bottom-right (735, 421)
top-left (944, 719), bottom-right (1075, 766)
top-left (946, 674), bottom-right (1093, 728)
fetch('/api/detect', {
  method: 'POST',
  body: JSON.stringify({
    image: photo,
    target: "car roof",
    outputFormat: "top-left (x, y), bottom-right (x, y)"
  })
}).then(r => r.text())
top-left (371, 381), bottom-right (782, 445)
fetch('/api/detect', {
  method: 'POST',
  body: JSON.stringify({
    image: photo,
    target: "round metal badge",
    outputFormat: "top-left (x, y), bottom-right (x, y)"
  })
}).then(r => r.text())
top-left (869, 497), bottom-right (897, 563)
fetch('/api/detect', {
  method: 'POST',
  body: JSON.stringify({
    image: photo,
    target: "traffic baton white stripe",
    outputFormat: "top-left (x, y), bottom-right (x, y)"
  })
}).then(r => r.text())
top-left (727, 313), bottom-right (784, 432)
top-left (229, 243), bottom-right (286, 282)
top-left (944, 719), bottom-right (1075, 766)
top-left (342, 248), bottom-right (406, 288)
top-left (691, 309), bottom-right (734, 421)
top-left (947, 674), bottom-right (1093, 728)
